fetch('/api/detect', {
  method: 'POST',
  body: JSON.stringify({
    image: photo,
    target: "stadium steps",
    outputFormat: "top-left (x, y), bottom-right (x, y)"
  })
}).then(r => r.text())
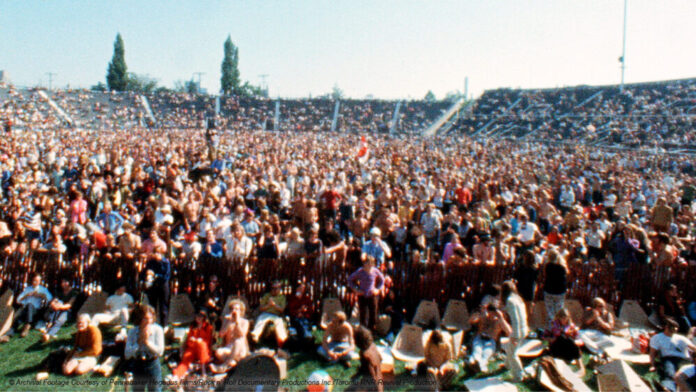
top-left (139, 95), bottom-right (156, 125)
top-left (439, 100), bottom-right (474, 136)
top-left (422, 97), bottom-right (467, 137)
top-left (472, 97), bottom-right (521, 138)
top-left (557, 91), bottom-right (603, 120)
top-left (37, 90), bottom-right (73, 125)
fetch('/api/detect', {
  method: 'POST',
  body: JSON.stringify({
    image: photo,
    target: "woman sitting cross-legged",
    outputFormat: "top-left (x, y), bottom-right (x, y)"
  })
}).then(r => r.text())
top-left (210, 299), bottom-right (249, 373)
top-left (544, 308), bottom-right (585, 376)
top-left (63, 313), bottom-right (102, 376)
top-left (171, 310), bottom-right (214, 380)
top-left (422, 330), bottom-right (458, 388)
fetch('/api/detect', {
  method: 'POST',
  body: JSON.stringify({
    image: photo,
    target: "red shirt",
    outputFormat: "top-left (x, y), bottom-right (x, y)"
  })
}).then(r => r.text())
top-left (287, 294), bottom-right (314, 319)
top-left (185, 321), bottom-right (214, 351)
top-left (455, 187), bottom-right (472, 206)
top-left (320, 190), bottom-right (341, 210)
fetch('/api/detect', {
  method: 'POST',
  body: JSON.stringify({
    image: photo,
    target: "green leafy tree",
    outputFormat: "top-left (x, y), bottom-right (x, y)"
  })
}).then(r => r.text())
top-left (91, 82), bottom-right (107, 92)
top-left (106, 33), bottom-right (128, 91)
top-left (239, 81), bottom-right (268, 98)
top-left (174, 79), bottom-right (199, 94)
top-left (331, 84), bottom-right (344, 100)
top-left (424, 90), bottom-right (436, 102)
top-left (220, 36), bottom-right (240, 95)
top-left (126, 73), bottom-right (158, 93)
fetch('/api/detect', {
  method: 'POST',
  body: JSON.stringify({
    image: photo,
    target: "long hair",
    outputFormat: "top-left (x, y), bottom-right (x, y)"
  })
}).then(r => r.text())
top-left (354, 325), bottom-right (374, 351)
top-left (500, 280), bottom-right (518, 305)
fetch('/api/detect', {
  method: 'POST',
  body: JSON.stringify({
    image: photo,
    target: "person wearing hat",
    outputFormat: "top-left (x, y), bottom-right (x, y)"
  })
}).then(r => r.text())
top-left (250, 282), bottom-right (288, 347)
top-left (362, 227), bottom-right (391, 267)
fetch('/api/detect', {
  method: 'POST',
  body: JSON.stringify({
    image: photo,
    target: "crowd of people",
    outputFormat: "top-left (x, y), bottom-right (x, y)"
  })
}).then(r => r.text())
top-left (454, 78), bottom-right (696, 149)
top-left (0, 78), bottom-right (696, 390)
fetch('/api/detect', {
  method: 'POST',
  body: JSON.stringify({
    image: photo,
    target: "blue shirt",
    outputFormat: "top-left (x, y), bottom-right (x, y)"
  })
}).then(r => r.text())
top-left (145, 258), bottom-right (171, 284)
top-left (96, 212), bottom-right (125, 234)
top-left (241, 220), bottom-right (260, 236)
top-left (18, 285), bottom-right (53, 309)
top-left (202, 241), bottom-right (224, 259)
top-left (362, 240), bottom-right (386, 266)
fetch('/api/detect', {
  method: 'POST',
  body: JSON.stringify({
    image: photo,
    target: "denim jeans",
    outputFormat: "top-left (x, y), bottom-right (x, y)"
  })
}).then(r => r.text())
top-left (660, 356), bottom-right (686, 392)
top-left (471, 335), bottom-right (496, 371)
top-left (130, 358), bottom-right (162, 392)
top-left (14, 303), bottom-right (41, 327)
top-left (317, 342), bottom-right (354, 362)
top-left (291, 317), bottom-right (313, 340)
top-left (36, 309), bottom-right (69, 337)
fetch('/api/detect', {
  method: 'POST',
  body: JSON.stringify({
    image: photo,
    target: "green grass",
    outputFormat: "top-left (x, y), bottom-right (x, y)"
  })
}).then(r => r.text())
top-left (0, 325), bottom-right (660, 392)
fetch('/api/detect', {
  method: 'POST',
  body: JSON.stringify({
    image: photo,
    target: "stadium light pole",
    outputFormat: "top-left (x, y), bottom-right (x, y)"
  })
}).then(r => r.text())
top-left (46, 72), bottom-right (56, 91)
top-left (619, 0), bottom-right (627, 91)
top-left (193, 72), bottom-right (205, 93)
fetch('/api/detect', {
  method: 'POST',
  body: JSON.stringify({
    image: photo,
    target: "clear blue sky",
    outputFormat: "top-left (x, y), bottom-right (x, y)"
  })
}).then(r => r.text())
top-left (1, 0), bottom-right (695, 99)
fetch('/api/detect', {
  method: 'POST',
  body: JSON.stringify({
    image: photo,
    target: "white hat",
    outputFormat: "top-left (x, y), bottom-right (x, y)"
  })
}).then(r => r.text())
top-left (369, 227), bottom-right (381, 237)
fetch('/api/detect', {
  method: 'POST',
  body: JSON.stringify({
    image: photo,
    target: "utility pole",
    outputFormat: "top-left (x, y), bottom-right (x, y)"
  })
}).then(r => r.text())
top-left (46, 72), bottom-right (56, 91)
top-left (193, 72), bottom-right (205, 93)
top-left (620, 0), bottom-right (628, 91)
top-left (258, 74), bottom-right (268, 96)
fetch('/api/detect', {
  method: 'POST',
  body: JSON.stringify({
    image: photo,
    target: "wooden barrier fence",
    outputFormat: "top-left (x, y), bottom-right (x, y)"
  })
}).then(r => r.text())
top-left (1, 250), bottom-right (693, 319)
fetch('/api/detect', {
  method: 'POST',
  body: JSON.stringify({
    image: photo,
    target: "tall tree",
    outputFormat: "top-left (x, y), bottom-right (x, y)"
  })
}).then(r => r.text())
top-left (220, 36), bottom-right (240, 95)
top-left (424, 90), bottom-right (436, 102)
top-left (106, 33), bottom-right (128, 91)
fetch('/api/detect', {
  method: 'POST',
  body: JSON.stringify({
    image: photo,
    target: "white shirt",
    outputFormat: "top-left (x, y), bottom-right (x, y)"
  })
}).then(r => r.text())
top-left (106, 292), bottom-right (134, 313)
top-left (650, 333), bottom-right (692, 360)
top-left (125, 323), bottom-right (165, 359)
top-left (517, 222), bottom-right (538, 243)
top-left (505, 294), bottom-right (528, 340)
top-left (225, 236), bottom-right (253, 260)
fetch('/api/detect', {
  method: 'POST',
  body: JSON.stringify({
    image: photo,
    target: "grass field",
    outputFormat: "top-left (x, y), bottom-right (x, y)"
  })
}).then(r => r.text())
top-left (0, 324), bottom-right (662, 392)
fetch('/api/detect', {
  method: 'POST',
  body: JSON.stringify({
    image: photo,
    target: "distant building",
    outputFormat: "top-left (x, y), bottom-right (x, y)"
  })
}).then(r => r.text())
top-left (0, 70), bottom-right (6, 83)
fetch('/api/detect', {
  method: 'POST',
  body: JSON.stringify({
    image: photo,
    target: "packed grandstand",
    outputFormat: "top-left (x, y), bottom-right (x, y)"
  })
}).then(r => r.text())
top-left (1, 76), bottom-right (696, 391)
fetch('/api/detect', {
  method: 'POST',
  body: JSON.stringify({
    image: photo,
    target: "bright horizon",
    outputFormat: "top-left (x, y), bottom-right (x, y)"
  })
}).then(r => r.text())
top-left (1, 0), bottom-right (695, 100)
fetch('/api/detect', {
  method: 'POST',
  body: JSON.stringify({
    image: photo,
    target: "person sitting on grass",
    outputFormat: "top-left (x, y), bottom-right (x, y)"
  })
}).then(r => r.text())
top-left (250, 281), bottom-right (288, 348)
top-left (351, 326), bottom-right (383, 392)
top-left (423, 329), bottom-right (457, 388)
top-left (650, 318), bottom-right (696, 392)
top-left (544, 308), bottom-right (585, 376)
top-left (13, 273), bottom-right (52, 338)
top-left (287, 282), bottom-right (314, 342)
top-left (63, 313), bottom-right (102, 376)
top-left (91, 283), bottom-right (134, 328)
top-left (582, 297), bottom-right (615, 334)
top-left (171, 310), bottom-right (214, 381)
top-left (468, 303), bottom-right (512, 374)
top-left (37, 277), bottom-right (78, 342)
top-left (211, 299), bottom-right (249, 373)
top-left (675, 351), bottom-right (696, 392)
top-left (124, 305), bottom-right (165, 392)
top-left (318, 311), bottom-right (355, 366)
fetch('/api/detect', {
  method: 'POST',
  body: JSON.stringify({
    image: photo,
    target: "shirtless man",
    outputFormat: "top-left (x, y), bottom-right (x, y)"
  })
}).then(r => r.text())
top-left (117, 222), bottom-right (141, 259)
top-left (468, 304), bottom-right (512, 373)
top-left (349, 210), bottom-right (370, 241)
top-left (654, 233), bottom-right (677, 268)
top-left (473, 235), bottom-right (495, 265)
top-left (318, 311), bottom-right (355, 365)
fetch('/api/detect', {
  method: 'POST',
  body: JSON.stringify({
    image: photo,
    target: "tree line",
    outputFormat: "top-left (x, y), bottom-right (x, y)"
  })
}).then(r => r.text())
top-left (96, 34), bottom-right (267, 97)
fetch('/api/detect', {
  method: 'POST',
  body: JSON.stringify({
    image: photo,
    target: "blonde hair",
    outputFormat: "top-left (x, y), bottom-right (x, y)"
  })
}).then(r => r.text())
top-left (228, 299), bottom-right (246, 316)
